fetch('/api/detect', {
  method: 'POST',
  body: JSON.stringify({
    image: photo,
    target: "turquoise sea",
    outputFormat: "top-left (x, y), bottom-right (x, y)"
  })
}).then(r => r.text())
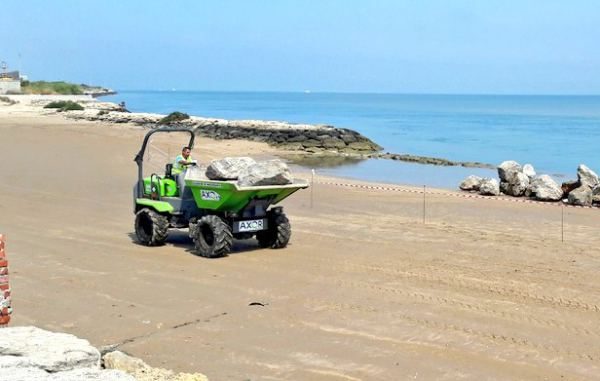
top-left (104, 91), bottom-right (600, 188)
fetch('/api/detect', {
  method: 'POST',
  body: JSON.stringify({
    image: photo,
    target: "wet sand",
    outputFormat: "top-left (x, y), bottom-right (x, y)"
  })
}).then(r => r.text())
top-left (2, 109), bottom-right (600, 380)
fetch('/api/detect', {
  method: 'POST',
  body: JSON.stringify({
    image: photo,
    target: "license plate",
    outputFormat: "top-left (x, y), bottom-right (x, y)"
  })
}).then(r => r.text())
top-left (234, 219), bottom-right (267, 233)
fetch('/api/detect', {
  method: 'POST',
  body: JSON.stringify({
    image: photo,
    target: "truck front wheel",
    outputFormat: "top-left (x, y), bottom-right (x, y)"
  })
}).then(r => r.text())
top-left (192, 215), bottom-right (233, 258)
top-left (257, 212), bottom-right (291, 249)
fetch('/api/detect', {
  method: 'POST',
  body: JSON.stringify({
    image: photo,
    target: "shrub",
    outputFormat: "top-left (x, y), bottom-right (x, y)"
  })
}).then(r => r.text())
top-left (44, 101), bottom-right (67, 109)
top-left (43, 101), bottom-right (84, 111)
top-left (159, 111), bottom-right (190, 124)
top-left (22, 81), bottom-right (83, 95)
top-left (0, 96), bottom-right (16, 105)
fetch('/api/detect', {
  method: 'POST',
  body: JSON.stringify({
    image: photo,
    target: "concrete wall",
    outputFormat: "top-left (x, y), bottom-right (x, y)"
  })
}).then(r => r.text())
top-left (0, 80), bottom-right (21, 94)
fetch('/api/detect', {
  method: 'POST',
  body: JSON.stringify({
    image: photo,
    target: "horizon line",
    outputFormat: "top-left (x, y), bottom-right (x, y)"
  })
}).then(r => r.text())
top-left (111, 89), bottom-right (600, 97)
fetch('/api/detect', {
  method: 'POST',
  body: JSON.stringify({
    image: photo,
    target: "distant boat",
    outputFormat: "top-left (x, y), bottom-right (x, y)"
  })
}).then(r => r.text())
top-left (304, 90), bottom-right (311, 94)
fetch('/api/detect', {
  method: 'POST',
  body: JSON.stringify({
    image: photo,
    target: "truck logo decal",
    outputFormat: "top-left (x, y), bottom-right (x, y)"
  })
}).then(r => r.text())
top-left (201, 190), bottom-right (221, 201)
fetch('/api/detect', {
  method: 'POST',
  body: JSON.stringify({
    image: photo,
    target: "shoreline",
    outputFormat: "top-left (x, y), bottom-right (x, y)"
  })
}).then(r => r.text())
top-left (0, 94), bottom-right (495, 170)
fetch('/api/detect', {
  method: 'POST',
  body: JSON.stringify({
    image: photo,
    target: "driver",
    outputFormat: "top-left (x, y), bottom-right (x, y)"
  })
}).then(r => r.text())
top-left (173, 146), bottom-right (194, 174)
top-left (173, 146), bottom-right (196, 190)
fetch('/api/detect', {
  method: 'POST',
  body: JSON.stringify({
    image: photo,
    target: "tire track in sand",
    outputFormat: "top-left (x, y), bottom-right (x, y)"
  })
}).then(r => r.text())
top-left (306, 255), bottom-right (600, 314)
top-left (319, 277), bottom-right (599, 338)
top-left (302, 300), bottom-right (600, 363)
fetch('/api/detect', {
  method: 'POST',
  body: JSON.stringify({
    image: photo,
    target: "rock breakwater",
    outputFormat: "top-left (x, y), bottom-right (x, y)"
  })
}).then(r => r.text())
top-left (62, 108), bottom-right (496, 168)
top-left (63, 109), bottom-right (383, 155)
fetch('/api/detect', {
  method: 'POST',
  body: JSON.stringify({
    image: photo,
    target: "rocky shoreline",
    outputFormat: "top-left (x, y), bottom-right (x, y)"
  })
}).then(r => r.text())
top-left (460, 160), bottom-right (600, 207)
top-left (63, 108), bottom-right (383, 154)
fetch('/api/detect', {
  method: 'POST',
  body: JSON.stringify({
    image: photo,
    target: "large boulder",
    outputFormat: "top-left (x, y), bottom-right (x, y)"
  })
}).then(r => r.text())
top-left (206, 157), bottom-right (257, 180)
top-left (561, 180), bottom-right (580, 196)
top-left (593, 185), bottom-right (600, 203)
top-left (530, 175), bottom-right (563, 201)
top-left (497, 161), bottom-right (522, 182)
top-left (568, 186), bottom-right (593, 206)
top-left (0, 326), bottom-right (100, 372)
top-left (0, 326), bottom-right (135, 381)
top-left (577, 164), bottom-right (599, 189)
top-left (501, 172), bottom-right (530, 197)
top-left (478, 178), bottom-right (500, 196)
top-left (102, 351), bottom-right (146, 375)
top-left (103, 351), bottom-right (208, 381)
top-left (459, 175), bottom-right (482, 191)
top-left (497, 160), bottom-right (531, 197)
top-left (237, 159), bottom-right (293, 187)
top-left (522, 164), bottom-right (536, 179)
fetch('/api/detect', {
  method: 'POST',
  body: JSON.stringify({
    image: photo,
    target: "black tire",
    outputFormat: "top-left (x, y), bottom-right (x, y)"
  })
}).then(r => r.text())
top-left (256, 212), bottom-right (291, 249)
top-left (135, 208), bottom-right (169, 246)
top-left (192, 215), bottom-right (233, 258)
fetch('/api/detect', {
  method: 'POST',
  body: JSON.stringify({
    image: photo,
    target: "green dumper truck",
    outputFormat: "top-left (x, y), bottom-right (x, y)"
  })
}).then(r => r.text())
top-left (133, 127), bottom-right (308, 258)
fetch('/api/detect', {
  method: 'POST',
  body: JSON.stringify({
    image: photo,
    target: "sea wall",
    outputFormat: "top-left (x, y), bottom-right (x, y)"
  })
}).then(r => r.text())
top-left (63, 109), bottom-right (383, 155)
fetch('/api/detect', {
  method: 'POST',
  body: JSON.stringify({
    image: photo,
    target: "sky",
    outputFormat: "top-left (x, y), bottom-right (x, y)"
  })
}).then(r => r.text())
top-left (0, 0), bottom-right (599, 94)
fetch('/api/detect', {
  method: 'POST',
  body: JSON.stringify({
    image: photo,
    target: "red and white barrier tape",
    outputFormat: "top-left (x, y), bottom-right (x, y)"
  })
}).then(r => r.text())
top-left (315, 181), bottom-right (597, 210)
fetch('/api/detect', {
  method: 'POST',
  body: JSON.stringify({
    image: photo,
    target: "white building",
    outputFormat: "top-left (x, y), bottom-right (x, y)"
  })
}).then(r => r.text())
top-left (0, 64), bottom-right (22, 94)
top-left (0, 79), bottom-right (21, 94)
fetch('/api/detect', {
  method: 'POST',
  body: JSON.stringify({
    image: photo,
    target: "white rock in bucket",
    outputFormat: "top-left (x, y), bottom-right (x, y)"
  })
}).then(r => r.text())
top-left (206, 157), bottom-right (257, 180)
top-left (183, 164), bottom-right (208, 181)
top-left (238, 159), bottom-right (293, 187)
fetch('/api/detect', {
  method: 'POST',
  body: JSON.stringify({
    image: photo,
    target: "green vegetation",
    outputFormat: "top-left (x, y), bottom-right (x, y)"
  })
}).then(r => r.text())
top-left (22, 81), bottom-right (83, 95)
top-left (159, 111), bottom-right (190, 124)
top-left (43, 101), bottom-right (84, 111)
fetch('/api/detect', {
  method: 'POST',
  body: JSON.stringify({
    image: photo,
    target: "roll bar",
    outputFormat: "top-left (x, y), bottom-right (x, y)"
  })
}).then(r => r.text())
top-left (134, 126), bottom-right (195, 198)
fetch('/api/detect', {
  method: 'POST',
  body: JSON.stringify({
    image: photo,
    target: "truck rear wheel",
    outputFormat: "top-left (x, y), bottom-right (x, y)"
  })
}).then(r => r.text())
top-left (257, 212), bottom-right (291, 249)
top-left (135, 208), bottom-right (169, 246)
top-left (192, 215), bottom-right (233, 258)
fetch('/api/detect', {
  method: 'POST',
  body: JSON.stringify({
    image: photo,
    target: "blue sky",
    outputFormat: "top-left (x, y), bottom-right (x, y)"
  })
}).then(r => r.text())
top-left (0, 0), bottom-right (598, 94)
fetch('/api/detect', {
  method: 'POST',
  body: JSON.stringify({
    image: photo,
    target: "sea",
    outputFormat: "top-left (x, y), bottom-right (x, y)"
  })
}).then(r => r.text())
top-left (104, 91), bottom-right (600, 189)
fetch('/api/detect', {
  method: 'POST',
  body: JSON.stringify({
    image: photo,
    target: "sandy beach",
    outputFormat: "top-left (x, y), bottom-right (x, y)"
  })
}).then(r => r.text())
top-left (2, 106), bottom-right (600, 380)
